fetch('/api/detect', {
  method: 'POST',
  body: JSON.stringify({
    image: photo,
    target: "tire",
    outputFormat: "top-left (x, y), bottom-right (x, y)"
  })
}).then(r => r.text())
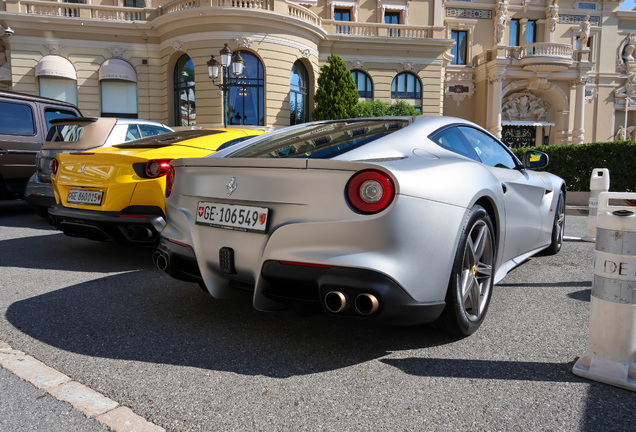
top-left (436, 205), bottom-right (495, 337)
top-left (543, 190), bottom-right (565, 256)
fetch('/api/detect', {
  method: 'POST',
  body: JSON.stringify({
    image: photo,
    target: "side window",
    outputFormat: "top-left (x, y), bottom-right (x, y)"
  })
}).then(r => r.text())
top-left (429, 126), bottom-right (481, 162)
top-left (139, 125), bottom-right (170, 138)
top-left (126, 125), bottom-right (141, 141)
top-left (457, 126), bottom-right (518, 169)
top-left (0, 101), bottom-right (35, 136)
top-left (44, 108), bottom-right (78, 129)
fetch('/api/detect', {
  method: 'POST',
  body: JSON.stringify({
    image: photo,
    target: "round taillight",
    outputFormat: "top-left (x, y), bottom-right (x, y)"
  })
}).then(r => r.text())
top-left (145, 159), bottom-right (172, 178)
top-left (50, 159), bottom-right (59, 174)
top-left (165, 166), bottom-right (175, 198)
top-left (346, 170), bottom-right (395, 214)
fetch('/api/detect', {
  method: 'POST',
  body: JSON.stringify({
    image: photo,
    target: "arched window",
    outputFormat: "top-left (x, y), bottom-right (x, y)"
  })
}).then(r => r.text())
top-left (174, 55), bottom-right (195, 126)
top-left (100, 59), bottom-right (137, 118)
top-left (229, 52), bottom-right (264, 126)
top-left (290, 61), bottom-right (309, 125)
top-left (36, 56), bottom-right (77, 105)
top-left (351, 70), bottom-right (372, 100)
top-left (391, 72), bottom-right (422, 111)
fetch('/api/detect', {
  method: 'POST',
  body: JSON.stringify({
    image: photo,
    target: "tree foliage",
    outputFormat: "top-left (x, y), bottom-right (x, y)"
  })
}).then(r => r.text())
top-left (351, 99), bottom-right (420, 118)
top-left (311, 54), bottom-right (359, 120)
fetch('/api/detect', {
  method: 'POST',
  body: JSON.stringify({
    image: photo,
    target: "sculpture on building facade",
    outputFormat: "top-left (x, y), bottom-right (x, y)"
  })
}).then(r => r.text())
top-left (494, 1), bottom-right (510, 46)
top-left (579, 15), bottom-right (591, 49)
top-left (547, 4), bottom-right (559, 33)
top-left (615, 126), bottom-right (635, 141)
top-left (501, 92), bottom-right (550, 121)
top-left (617, 33), bottom-right (636, 73)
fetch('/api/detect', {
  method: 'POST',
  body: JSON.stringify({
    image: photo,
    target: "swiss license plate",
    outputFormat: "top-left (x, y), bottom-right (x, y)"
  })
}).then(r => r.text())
top-left (67, 189), bottom-right (103, 206)
top-left (195, 202), bottom-right (269, 233)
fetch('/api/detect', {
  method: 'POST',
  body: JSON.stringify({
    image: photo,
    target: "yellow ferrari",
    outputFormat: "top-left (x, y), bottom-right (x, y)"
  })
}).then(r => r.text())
top-left (49, 129), bottom-right (264, 245)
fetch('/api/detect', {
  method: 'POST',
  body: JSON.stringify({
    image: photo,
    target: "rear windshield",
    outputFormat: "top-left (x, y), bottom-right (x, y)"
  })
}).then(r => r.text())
top-left (46, 124), bottom-right (84, 142)
top-left (227, 120), bottom-right (409, 159)
top-left (113, 130), bottom-right (225, 149)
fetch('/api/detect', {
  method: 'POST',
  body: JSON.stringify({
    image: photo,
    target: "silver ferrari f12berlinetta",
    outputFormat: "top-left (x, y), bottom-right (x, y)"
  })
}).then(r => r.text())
top-left (155, 116), bottom-right (565, 336)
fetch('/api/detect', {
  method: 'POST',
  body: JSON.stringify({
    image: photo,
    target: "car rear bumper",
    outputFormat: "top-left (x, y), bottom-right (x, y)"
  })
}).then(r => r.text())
top-left (48, 205), bottom-right (165, 244)
top-left (24, 173), bottom-right (56, 208)
top-left (155, 238), bottom-right (446, 325)
top-left (258, 260), bottom-right (446, 325)
top-left (154, 236), bottom-right (203, 282)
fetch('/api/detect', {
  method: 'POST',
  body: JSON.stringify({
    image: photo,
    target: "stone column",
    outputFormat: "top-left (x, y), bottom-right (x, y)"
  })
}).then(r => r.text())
top-left (572, 77), bottom-right (588, 144)
top-left (488, 71), bottom-right (506, 138)
top-left (536, 125), bottom-right (543, 146)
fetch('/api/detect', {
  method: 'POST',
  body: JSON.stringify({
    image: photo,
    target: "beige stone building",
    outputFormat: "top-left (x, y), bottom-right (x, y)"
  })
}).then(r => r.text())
top-left (0, 0), bottom-right (635, 146)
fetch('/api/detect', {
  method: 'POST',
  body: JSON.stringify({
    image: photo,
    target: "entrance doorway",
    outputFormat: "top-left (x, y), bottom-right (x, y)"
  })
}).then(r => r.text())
top-left (502, 125), bottom-right (536, 148)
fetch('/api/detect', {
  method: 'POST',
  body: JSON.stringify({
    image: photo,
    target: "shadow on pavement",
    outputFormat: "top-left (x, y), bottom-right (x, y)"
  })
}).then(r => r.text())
top-left (0, 234), bottom-right (154, 273)
top-left (5, 270), bottom-right (454, 378)
top-left (381, 357), bottom-right (579, 382)
top-left (497, 281), bottom-right (592, 289)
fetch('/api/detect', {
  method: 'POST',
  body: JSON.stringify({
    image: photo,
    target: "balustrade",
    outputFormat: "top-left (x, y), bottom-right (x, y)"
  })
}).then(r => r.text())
top-left (519, 43), bottom-right (574, 59)
top-left (220, 0), bottom-right (268, 9)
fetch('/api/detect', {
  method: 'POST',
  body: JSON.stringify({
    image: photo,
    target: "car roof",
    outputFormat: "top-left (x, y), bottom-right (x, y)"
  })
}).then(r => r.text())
top-left (0, 90), bottom-right (80, 108)
top-left (113, 118), bottom-right (172, 127)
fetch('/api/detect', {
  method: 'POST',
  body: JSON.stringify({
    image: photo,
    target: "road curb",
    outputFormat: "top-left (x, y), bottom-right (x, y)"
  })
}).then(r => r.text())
top-left (0, 341), bottom-right (165, 432)
top-left (566, 205), bottom-right (589, 216)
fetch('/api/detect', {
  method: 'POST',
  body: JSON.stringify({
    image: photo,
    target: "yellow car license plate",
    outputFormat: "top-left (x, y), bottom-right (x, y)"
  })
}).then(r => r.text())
top-left (67, 189), bottom-right (103, 206)
top-left (196, 201), bottom-right (268, 233)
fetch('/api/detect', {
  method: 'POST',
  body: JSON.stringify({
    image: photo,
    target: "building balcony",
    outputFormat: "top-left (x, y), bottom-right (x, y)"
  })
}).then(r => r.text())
top-left (517, 42), bottom-right (574, 72)
top-left (13, 0), bottom-right (436, 40)
top-left (322, 20), bottom-right (433, 39)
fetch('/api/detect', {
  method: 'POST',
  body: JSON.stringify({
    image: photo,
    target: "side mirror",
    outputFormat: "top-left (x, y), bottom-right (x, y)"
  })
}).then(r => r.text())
top-left (522, 150), bottom-right (549, 169)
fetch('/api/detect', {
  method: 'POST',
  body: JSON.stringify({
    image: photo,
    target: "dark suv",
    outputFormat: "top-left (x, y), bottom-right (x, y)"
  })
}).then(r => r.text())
top-left (0, 91), bottom-right (81, 200)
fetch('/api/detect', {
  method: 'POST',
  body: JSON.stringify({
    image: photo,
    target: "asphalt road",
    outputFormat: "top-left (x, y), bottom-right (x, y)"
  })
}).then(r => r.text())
top-left (1, 199), bottom-right (635, 431)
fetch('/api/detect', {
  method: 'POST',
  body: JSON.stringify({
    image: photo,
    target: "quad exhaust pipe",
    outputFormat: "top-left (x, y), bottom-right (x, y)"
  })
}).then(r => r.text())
top-left (127, 225), bottom-right (153, 241)
top-left (355, 293), bottom-right (380, 316)
top-left (153, 250), bottom-right (168, 271)
top-left (325, 291), bottom-right (349, 313)
top-left (324, 291), bottom-right (380, 316)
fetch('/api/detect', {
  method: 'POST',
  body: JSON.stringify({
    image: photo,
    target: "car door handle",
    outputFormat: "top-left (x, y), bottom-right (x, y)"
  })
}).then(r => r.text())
top-left (0, 149), bottom-right (6, 156)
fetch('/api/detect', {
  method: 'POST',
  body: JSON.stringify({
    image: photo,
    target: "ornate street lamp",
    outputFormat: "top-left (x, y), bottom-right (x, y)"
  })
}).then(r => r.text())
top-left (207, 43), bottom-right (245, 128)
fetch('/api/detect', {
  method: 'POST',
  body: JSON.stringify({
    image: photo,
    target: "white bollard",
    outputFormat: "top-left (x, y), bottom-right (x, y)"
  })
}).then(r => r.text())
top-left (582, 168), bottom-right (611, 242)
top-left (573, 192), bottom-right (636, 391)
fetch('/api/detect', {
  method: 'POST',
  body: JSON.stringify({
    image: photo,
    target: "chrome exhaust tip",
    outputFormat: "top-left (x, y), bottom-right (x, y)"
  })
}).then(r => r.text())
top-left (325, 291), bottom-right (349, 313)
top-left (355, 293), bottom-right (379, 316)
top-left (153, 251), bottom-right (168, 271)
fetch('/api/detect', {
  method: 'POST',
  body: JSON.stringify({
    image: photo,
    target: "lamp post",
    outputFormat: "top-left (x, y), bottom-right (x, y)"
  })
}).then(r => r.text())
top-left (207, 44), bottom-right (245, 128)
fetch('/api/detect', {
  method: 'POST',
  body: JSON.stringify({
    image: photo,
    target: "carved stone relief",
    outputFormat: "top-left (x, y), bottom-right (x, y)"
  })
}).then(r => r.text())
top-left (172, 40), bottom-right (184, 53)
top-left (615, 73), bottom-right (636, 102)
top-left (616, 33), bottom-right (636, 73)
top-left (234, 37), bottom-right (253, 49)
top-left (348, 59), bottom-right (365, 70)
top-left (109, 46), bottom-right (125, 59)
top-left (445, 69), bottom-right (474, 106)
top-left (501, 92), bottom-right (550, 121)
top-left (47, 44), bottom-right (63, 55)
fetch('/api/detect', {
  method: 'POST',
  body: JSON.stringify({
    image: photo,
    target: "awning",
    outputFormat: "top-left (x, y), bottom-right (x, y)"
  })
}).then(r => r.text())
top-left (35, 55), bottom-right (77, 80)
top-left (502, 121), bottom-right (555, 126)
top-left (99, 59), bottom-right (137, 83)
top-left (0, 62), bottom-right (11, 82)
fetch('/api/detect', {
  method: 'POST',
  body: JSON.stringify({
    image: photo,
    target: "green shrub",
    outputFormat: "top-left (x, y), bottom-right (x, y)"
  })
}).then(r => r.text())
top-left (351, 99), bottom-right (420, 118)
top-left (511, 141), bottom-right (636, 192)
top-left (351, 100), bottom-right (389, 117)
top-left (386, 99), bottom-right (420, 116)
